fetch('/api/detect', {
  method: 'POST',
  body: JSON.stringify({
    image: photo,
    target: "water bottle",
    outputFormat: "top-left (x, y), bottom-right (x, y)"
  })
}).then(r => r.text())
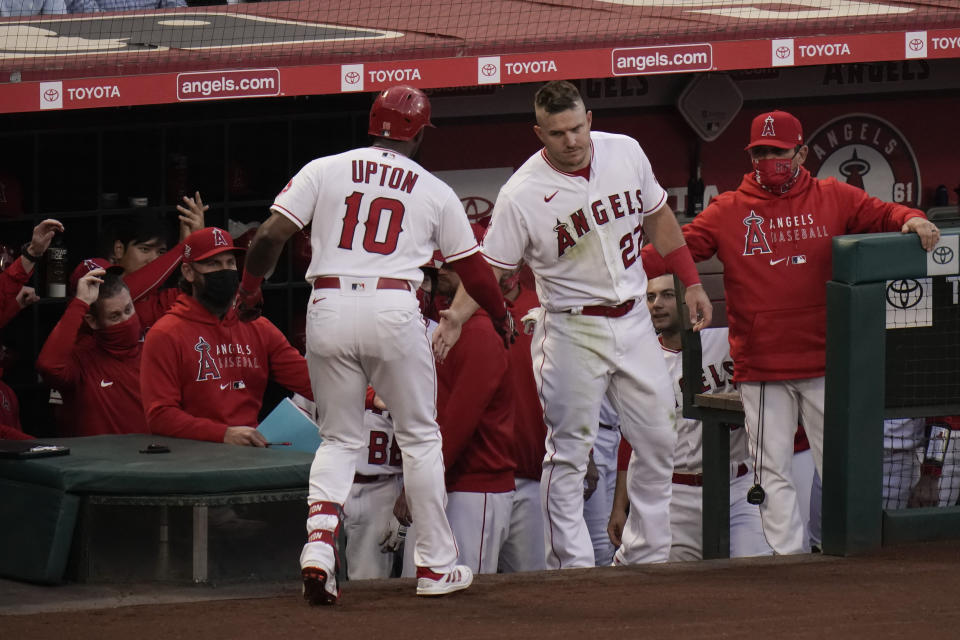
top-left (45, 234), bottom-right (67, 298)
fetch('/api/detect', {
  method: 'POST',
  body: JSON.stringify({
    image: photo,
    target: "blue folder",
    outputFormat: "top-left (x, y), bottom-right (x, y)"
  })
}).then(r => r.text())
top-left (257, 397), bottom-right (323, 453)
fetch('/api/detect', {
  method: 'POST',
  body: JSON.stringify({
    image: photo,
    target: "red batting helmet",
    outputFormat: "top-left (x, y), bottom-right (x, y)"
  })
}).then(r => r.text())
top-left (368, 85), bottom-right (434, 141)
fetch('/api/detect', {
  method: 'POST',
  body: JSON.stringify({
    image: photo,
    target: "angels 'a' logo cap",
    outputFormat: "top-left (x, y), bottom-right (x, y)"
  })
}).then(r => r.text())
top-left (745, 110), bottom-right (803, 150)
top-left (183, 227), bottom-right (245, 263)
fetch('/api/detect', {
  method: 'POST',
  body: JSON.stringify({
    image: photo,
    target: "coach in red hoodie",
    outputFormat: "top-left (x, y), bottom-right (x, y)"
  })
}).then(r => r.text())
top-left (642, 110), bottom-right (939, 556)
top-left (140, 227), bottom-right (312, 446)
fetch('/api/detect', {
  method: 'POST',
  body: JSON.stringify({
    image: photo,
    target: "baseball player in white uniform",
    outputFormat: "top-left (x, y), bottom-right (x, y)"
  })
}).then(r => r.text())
top-left (346, 408), bottom-right (405, 579)
top-left (435, 81), bottom-right (712, 568)
top-left (292, 392), bottom-right (406, 579)
top-left (646, 274), bottom-right (770, 560)
top-left (239, 85), bottom-right (513, 604)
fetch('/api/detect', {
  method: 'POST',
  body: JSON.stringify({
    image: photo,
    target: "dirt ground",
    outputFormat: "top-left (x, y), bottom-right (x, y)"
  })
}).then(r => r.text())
top-left (3, 541), bottom-right (959, 640)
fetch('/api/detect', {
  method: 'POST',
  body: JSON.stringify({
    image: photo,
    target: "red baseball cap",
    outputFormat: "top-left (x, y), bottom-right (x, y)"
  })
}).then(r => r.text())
top-left (183, 227), bottom-right (245, 263)
top-left (68, 258), bottom-right (122, 295)
top-left (745, 110), bottom-right (804, 150)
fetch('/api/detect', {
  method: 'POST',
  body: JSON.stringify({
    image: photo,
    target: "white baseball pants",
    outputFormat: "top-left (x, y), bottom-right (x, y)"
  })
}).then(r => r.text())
top-left (739, 377), bottom-right (825, 555)
top-left (300, 280), bottom-right (458, 576)
top-left (343, 475), bottom-right (403, 580)
top-left (669, 470), bottom-right (772, 561)
top-left (499, 478), bottom-right (546, 572)
top-left (531, 305), bottom-right (676, 569)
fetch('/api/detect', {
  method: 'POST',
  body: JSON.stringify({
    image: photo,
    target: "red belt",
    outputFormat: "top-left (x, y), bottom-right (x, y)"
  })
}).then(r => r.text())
top-left (673, 463), bottom-right (749, 487)
top-left (353, 473), bottom-right (392, 484)
top-left (573, 299), bottom-right (635, 318)
top-left (313, 277), bottom-right (411, 291)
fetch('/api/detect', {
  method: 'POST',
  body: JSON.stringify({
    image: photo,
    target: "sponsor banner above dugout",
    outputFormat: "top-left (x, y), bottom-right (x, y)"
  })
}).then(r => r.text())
top-left (1, 0), bottom-right (960, 113)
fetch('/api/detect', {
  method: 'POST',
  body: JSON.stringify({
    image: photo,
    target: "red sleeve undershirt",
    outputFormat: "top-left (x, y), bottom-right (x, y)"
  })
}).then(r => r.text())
top-left (449, 252), bottom-right (507, 320)
top-left (125, 244), bottom-right (184, 301)
top-left (0, 258), bottom-right (31, 329)
top-left (36, 297), bottom-right (88, 390)
top-left (617, 437), bottom-right (633, 471)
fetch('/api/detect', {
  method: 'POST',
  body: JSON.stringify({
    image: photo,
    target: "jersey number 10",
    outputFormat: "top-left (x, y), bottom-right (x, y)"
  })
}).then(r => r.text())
top-left (338, 191), bottom-right (406, 255)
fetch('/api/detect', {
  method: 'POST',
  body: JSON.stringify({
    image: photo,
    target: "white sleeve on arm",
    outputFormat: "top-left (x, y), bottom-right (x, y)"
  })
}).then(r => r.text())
top-left (271, 161), bottom-right (322, 229)
top-left (636, 144), bottom-right (668, 216)
top-left (435, 189), bottom-right (480, 262)
top-left (479, 192), bottom-right (527, 270)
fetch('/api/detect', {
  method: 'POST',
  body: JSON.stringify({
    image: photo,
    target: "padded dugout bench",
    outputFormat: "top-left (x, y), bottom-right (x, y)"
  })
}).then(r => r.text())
top-left (0, 434), bottom-right (313, 585)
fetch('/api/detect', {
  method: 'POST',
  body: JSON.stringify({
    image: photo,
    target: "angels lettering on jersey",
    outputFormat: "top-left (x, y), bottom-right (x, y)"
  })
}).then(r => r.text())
top-left (678, 357), bottom-right (735, 397)
top-left (741, 209), bottom-right (831, 257)
top-left (553, 189), bottom-right (646, 257)
top-left (194, 336), bottom-right (260, 382)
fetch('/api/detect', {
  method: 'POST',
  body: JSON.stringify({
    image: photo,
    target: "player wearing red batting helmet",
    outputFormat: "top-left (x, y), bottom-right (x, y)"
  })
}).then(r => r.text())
top-left (239, 85), bottom-right (512, 605)
top-left (368, 84), bottom-right (434, 141)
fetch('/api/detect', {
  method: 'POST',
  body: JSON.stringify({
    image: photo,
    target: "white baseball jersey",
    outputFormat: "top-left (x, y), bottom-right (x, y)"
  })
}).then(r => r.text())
top-left (482, 131), bottom-right (668, 312)
top-left (355, 410), bottom-right (404, 477)
top-left (272, 145), bottom-right (479, 286)
top-left (662, 328), bottom-right (749, 474)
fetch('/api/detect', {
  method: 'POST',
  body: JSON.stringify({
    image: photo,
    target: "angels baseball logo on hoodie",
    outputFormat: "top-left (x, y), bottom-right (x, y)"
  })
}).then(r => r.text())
top-left (194, 336), bottom-right (222, 381)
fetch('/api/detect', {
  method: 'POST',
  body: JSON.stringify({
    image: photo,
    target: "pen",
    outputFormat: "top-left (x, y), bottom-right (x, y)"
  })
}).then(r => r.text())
top-left (266, 442), bottom-right (292, 447)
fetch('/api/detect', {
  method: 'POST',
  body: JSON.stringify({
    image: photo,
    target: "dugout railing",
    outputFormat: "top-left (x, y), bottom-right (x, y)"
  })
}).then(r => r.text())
top-left (823, 230), bottom-right (960, 556)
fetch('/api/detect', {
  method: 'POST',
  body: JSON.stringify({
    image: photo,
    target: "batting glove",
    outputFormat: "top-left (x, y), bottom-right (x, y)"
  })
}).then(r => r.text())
top-left (378, 516), bottom-right (408, 553)
top-left (492, 310), bottom-right (518, 349)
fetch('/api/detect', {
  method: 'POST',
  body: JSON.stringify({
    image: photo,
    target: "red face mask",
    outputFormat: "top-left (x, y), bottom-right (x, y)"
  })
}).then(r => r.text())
top-left (94, 313), bottom-right (142, 355)
top-left (753, 153), bottom-right (799, 193)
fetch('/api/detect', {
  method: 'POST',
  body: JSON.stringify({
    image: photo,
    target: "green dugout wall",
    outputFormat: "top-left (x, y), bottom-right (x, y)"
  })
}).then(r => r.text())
top-left (823, 230), bottom-right (960, 556)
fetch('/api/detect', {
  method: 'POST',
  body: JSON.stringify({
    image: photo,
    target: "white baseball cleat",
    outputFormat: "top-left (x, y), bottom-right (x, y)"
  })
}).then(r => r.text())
top-left (415, 565), bottom-right (473, 597)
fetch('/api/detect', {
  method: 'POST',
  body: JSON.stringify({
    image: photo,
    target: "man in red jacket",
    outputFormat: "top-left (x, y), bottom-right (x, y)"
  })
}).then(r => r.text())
top-left (37, 267), bottom-right (148, 436)
top-left (433, 236), bottom-right (516, 574)
top-left (642, 110), bottom-right (940, 555)
top-left (497, 265), bottom-right (548, 573)
top-left (140, 226), bottom-right (311, 447)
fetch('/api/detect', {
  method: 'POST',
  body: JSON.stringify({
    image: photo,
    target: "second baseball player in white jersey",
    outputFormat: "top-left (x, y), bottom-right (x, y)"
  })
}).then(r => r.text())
top-left (661, 328), bottom-right (771, 560)
top-left (478, 81), bottom-right (710, 569)
top-left (483, 130), bottom-right (664, 312)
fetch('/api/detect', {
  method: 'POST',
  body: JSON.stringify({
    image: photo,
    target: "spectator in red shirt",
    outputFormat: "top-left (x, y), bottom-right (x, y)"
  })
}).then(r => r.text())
top-left (37, 267), bottom-right (148, 436)
top-left (140, 227), bottom-right (312, 446)
top-left (0, 219), bottom-right (62, 328)
top-left (0, 219), bottom-right (63, 441)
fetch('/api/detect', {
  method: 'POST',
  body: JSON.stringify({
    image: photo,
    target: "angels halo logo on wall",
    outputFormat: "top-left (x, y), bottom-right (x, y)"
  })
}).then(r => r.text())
top-left (806, 113), bottom-right (921, 207)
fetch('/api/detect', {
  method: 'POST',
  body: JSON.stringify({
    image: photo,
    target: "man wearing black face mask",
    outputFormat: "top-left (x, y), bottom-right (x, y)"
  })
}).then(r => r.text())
top-left (641, 110), bottom-right (940, 556)
top-left (37, 267), bottom-right (149, 436)
top-left (140, 227), bottom-right (312, 446)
